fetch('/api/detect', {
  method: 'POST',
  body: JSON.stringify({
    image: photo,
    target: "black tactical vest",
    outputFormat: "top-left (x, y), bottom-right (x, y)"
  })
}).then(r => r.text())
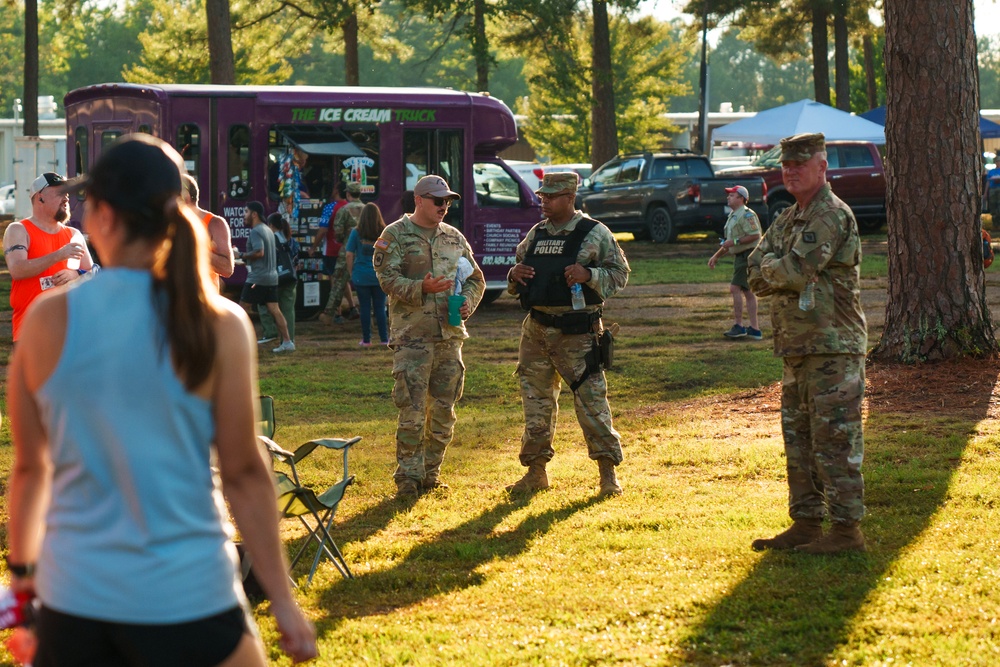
top-left (518, 218), bottom-right (602, 309)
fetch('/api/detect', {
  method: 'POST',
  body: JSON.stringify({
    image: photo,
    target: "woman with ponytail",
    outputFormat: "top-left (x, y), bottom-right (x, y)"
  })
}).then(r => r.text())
top-left (5, 135), bottom-right (317, 666)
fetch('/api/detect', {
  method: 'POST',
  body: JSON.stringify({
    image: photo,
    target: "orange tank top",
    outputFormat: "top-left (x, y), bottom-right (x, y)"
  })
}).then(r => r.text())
top-left (10, 219), bottom-right (76, 341)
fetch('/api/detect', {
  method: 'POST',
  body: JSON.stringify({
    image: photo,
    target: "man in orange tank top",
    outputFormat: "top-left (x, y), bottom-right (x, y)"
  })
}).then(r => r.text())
top-left (181, 175), bottom-right (234, 289)
top-left (3, 172), bottom-right (94, 342)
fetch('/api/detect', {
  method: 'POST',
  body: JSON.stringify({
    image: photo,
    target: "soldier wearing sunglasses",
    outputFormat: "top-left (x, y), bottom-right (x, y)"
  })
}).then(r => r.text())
top-left (374, 175), bottom-right (485, 500)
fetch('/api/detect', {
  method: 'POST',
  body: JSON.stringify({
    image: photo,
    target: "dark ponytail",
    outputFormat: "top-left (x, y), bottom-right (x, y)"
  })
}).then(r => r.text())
top-left (82, 135), bottom-right (220, 391)
top-left (153, 198), bottom-right (218, 390)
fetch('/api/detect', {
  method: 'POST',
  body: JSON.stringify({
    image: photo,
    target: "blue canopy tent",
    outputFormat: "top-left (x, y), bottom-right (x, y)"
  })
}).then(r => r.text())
top-left (710, 99), bottom-right (886, 146)
top-left (859, 106), bottom-right (1000, 139)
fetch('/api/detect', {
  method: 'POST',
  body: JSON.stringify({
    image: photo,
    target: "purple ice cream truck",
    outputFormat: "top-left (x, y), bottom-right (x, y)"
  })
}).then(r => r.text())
top-left (63, 83), bottom-right (541, 313)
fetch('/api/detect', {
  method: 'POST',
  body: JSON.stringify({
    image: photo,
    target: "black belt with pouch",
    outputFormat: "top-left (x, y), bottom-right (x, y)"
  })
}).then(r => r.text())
top-left (529, 308), bottom-right (603, 335)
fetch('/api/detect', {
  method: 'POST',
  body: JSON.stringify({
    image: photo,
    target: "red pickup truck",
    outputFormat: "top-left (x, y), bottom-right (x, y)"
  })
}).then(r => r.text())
top-left (718, 141), bottom-right (887, 232)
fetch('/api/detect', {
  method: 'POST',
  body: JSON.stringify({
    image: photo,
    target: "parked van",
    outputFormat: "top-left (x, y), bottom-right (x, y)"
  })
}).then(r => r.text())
top-left (63, 83), bottom-right (542, 310)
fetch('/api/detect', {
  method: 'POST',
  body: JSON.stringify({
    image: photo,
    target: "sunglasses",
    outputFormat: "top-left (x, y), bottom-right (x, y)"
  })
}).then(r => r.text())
top-left (423, 196), bottom-right (453, 208)
top-left (538, 192), bottom-right (573, 201)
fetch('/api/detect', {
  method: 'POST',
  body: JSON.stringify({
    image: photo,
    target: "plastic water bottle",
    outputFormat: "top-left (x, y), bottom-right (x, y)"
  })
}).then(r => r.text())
top-left (798, 281), bottom-right (815, 311)
top-left (571, 282), bottom-right (586, 310)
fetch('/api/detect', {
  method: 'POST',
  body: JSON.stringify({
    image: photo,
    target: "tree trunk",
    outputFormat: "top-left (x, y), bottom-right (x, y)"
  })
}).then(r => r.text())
top-left (863, 34), bottom-right (877, 109)
top-left (811, 4), bottom-right (830, 105)
top-left (870, 0), bottom-right (997, 362)
top-left (206, 0), bottom-right (236, 84)
top-left (23, 0), bottom-right (39, 137)
top-left (343, 9), bottom-right (360, 86)
top-left (473, 0), bottom-right (489, 91)
top-left (833, 0), bottom-right (850, 110)
top-left (591, 0), bottom-right (617, 169)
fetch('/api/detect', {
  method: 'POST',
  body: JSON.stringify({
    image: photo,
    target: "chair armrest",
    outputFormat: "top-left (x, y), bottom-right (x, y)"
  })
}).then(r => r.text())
top-left (293, 436), bottom-right (362, 462)
top-left (258, 435), bottom-right (295, 462)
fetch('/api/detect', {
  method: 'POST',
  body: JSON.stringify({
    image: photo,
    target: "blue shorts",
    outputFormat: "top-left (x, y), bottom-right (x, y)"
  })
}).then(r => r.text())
top-left (34, 605), bottom-right (251, 667)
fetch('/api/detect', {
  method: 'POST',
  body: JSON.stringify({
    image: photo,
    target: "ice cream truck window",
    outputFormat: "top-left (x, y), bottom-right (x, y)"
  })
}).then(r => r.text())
top-left (101, 130), bottom-right (121, 149)
top-left (228, 125), bottom-right (251, 200)
top-left (266, 124), bottom-right (379, 201)
top-left (177, 123), bottom-right (201, 181)
top-left (74, 126), bottom-right (88, 201)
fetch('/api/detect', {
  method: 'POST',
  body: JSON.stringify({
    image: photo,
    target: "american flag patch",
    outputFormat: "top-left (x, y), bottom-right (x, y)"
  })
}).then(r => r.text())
top-left (375, 239), bottom-right (390, 250)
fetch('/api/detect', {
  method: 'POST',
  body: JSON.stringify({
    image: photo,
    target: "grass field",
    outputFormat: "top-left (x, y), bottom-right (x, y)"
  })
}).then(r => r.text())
top-left (2, 233), bottom-right (1000, 666)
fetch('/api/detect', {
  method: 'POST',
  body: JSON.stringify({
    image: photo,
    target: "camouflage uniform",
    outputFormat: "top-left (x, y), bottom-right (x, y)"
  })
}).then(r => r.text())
top-left (374, 214), bottom-right (485, 487)
top-left (325, 197), bottom-right (364, 316)
top-left (748, 134), bottom-right (868, 527)
top-left (507, 208), bottom-right (630, 468)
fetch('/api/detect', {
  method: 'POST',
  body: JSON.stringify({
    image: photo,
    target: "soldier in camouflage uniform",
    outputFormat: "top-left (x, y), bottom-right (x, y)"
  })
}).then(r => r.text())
top-left (747, 133), bottom-right (868, 554)
top-left (324, 182), bottom-right (363, 323)
top-left (374, 175), bottom-right (485, 500)
top-left (506, 172), bottom-right (630, 497)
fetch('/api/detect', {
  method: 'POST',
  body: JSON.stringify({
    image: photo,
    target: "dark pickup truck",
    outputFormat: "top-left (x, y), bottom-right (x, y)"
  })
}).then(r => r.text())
top-left (578, 150), bottom-right (768, 243)
top-left (718, 141), bottom-right (887, 232)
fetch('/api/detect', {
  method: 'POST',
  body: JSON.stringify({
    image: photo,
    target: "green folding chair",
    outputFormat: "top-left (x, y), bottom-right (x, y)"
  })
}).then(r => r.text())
top-left (258, 396), bottom-right (361, 584)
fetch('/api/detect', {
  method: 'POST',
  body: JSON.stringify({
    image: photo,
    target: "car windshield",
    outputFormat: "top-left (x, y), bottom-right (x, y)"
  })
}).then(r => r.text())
top-left (751, 146), bottom-right (783, 168)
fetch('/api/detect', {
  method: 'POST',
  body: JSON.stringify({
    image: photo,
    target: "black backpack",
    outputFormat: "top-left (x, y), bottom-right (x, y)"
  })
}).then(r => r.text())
top-left (275, 238), bottom-right (298, 286)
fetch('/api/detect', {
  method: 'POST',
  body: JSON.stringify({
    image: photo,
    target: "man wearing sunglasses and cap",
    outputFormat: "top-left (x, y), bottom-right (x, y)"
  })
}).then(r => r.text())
top-left (506, 172), bottom-right (630, 497)
top-left (374, 174), bottom-right (485, 500)
top-left (3, 172), bottom-right (95, 342)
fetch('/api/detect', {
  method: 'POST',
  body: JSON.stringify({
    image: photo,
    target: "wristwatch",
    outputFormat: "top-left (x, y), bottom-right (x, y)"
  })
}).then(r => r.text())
top-left (5, 558), bottom-right (36, 579)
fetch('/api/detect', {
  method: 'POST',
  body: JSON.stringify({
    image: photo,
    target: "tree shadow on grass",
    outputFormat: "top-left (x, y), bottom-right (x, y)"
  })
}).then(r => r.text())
top-left (313, 494), bottom-right (599, 629)
top-left (677, 360), bottom-right (1000, 665)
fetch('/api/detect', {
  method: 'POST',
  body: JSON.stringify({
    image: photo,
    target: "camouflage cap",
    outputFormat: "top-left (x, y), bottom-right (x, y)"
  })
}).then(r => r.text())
top-left (780, 132), bottom-right (826, 162)
top-left (535, 171), bottom-right (580, 195)
top-left (346, 181), bottom-right (362, 195)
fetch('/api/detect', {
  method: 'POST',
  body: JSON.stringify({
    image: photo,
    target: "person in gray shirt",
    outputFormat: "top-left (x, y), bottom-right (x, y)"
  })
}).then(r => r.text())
top-left (236, 201), bottom-right (294, 353)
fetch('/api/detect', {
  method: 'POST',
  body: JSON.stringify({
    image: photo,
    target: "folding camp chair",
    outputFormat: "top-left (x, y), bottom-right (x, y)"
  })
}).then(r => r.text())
top-left (258, 396), bottom-right (361, 584)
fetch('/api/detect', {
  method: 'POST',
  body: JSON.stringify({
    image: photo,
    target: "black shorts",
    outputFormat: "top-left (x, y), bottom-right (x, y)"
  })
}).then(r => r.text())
top-left (323, 255), bottom-right (338, 275)
top-left (34, 605), bottom-right (250, 667)
top-left (241, 283), bottom-right (279, 305)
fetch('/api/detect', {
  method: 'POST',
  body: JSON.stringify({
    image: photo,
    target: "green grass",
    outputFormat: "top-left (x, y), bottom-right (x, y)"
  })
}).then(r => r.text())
top-left (1, 237), bottom-right (999, 666)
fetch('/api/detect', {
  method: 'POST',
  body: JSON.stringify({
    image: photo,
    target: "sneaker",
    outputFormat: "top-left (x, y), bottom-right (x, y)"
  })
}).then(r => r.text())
top-left (746, 327), bottom-right (763, 340)
top-left (347, 307), bottom-right (360, 320)
top-left (359, 340), bottom-right (372, 347)
top-left (257, 336), bottom-right (277, 344)
top-left (724, 324), bottom-right (747, 338)
top-left (332, 315), bottom-right (346, 324)
top-left (272, 340), bottom-right (296, 353)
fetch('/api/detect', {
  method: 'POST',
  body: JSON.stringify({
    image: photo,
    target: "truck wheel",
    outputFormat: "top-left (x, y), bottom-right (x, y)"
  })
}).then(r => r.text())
top-left (647, 207), bottom-right (677, 243)
top-left (768, 199), bottom-right (792, 222)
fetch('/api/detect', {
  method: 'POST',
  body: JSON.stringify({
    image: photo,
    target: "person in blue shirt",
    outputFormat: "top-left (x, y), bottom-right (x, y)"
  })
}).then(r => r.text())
top-left (5, 135), bottom-right (316, 665)
top-left (346, 202), bottom-right (389, 346)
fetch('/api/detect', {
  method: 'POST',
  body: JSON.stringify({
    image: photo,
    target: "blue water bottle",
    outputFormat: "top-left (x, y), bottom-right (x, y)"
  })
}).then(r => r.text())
top-left (571, 283), bottom-right (586, 310)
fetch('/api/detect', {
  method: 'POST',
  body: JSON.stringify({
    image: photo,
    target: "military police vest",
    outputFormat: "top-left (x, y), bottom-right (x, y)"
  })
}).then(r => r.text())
top-left (518, 218), bottom-right (602, 309)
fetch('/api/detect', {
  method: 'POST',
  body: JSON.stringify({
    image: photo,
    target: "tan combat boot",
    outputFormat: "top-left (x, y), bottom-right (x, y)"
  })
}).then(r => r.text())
top-left (506, 463), bottom-right (549, 493)
top-left (751, 518), bottom-right (823, 551)
top-left (597, 459), bottom-right (623, 497)
top-left (795, 522), bottom-right (866, 554)
top-left (395, 478), bottom-right (420, 501)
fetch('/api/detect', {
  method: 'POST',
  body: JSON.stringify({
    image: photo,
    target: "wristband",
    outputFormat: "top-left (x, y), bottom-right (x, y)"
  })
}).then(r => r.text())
top-left (4, 559), bottom-right (36, 579)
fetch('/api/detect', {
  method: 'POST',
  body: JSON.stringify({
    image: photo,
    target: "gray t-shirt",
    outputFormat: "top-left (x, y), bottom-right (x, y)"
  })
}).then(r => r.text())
top-left (246, 223), bottom-right (278, 287)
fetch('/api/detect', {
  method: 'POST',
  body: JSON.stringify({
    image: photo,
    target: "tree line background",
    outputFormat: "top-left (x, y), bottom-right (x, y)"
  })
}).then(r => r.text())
top-left (2, 0), bottom-right (1000, 166)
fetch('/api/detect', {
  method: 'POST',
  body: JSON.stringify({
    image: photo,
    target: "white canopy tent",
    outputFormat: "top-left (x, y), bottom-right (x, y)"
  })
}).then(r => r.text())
top-left (710, 99), bottom-right (886, 146)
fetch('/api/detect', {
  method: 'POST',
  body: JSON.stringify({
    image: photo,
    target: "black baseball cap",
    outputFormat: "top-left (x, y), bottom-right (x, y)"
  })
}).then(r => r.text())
top-left (246, 201), bottom-right (266, 219)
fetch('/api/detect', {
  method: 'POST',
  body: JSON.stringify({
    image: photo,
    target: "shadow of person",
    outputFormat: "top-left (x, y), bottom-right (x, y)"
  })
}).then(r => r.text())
top-left (313, 495), bottom-right (598, 627)
top-left (678, 359), bottom-right (1000, 664)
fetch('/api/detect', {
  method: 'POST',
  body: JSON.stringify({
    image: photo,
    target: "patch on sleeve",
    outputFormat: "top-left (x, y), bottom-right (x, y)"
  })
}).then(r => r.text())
top-left (375, 238), bottom-right (390, 251)
top-left (801, 231), bottom-right (817, 243)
